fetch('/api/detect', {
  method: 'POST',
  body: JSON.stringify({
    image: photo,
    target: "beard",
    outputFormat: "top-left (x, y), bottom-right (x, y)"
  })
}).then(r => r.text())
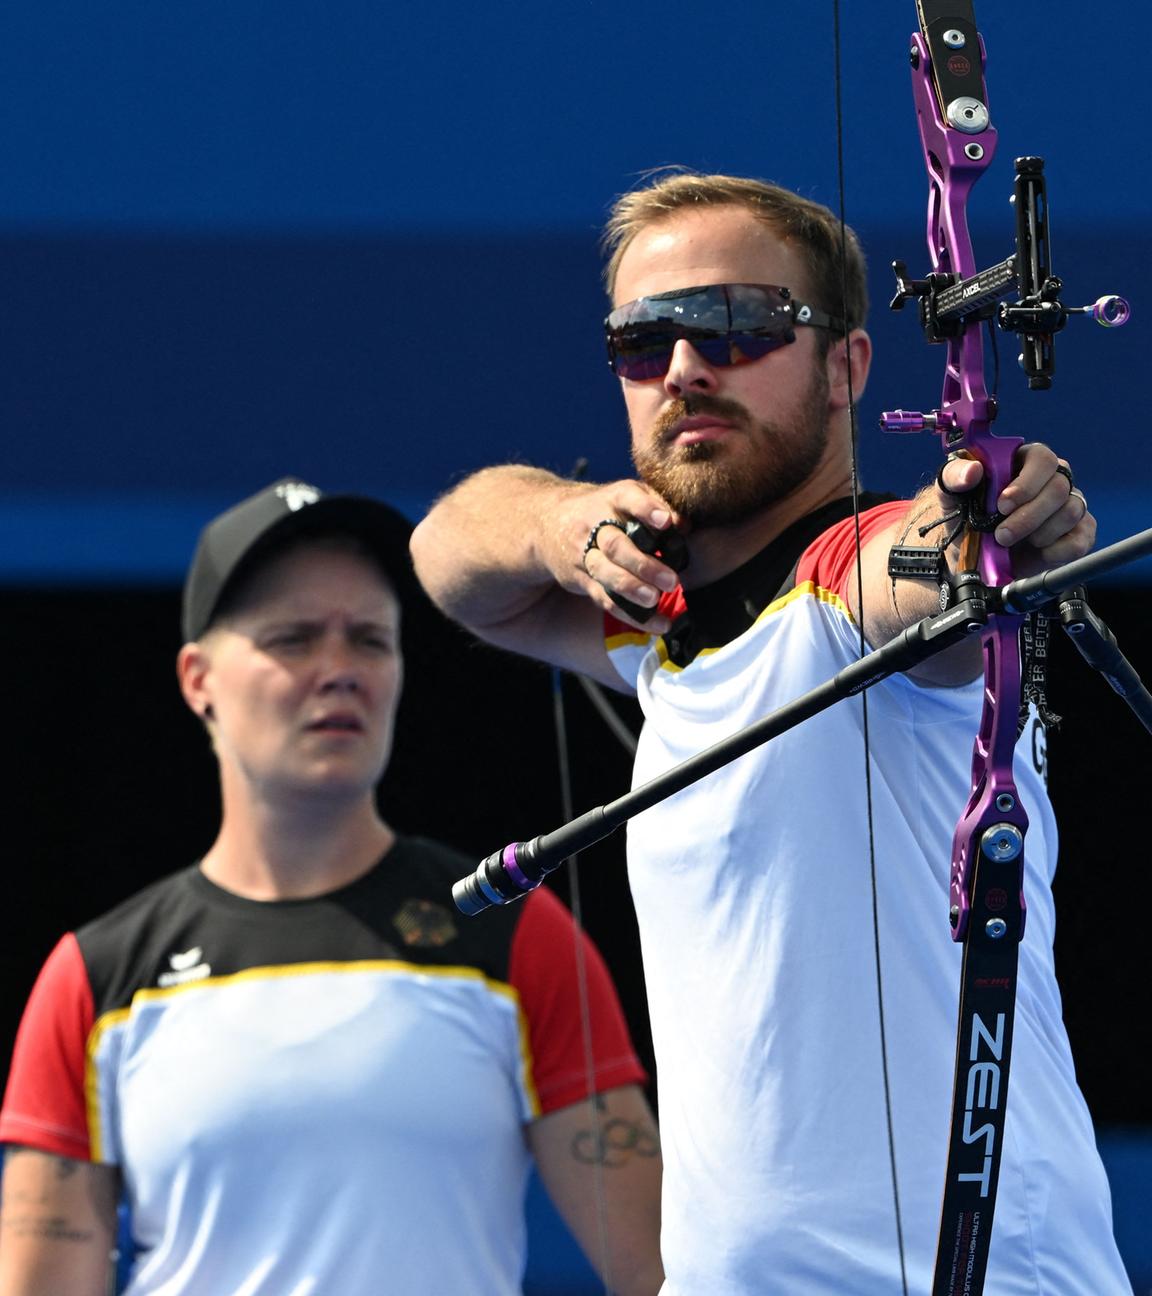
top-left (631, 364), bottom-right (831, 528)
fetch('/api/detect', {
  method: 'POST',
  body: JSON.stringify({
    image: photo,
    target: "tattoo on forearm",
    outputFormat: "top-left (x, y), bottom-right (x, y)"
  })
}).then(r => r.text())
top-left (1, 1148), bottom-right (120, 1242)
top-left (0, 1214), bottom-right (97, 1244)
top-left (571, 1110), bottom-right (661, 1167)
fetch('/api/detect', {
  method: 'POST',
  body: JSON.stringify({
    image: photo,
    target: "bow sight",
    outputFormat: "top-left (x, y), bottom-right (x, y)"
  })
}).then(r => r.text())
top-left (888, 155), bottom-right (1129, 394)
top-left (886, 12), bottom-right (1128, 401)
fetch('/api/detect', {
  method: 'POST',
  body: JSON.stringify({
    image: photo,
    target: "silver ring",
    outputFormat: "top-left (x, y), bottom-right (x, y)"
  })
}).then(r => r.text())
top-left (583, 518), bottom-right (627, 564)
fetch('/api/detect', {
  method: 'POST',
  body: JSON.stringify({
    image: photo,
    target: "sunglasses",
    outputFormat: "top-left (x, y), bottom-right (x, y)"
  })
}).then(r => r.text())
top-left (604, 282), bottom-right (846, 381)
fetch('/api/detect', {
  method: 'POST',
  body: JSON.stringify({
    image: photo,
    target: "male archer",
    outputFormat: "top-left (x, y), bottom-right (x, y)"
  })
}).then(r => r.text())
top-left (411, 172), bottom-right (1129, 1293)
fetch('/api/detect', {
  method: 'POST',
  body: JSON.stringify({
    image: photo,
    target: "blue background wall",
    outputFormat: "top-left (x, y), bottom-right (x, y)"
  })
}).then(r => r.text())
top-left (1, 2), bottom-right (1147, 580)
top-left (1, 2), bottom-right (1149, 1289)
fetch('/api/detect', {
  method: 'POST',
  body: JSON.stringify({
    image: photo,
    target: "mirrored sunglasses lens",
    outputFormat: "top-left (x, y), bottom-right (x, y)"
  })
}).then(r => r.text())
top-left (607, 287), bottom-right (797, 378)
top-left (612, 331), bottom-right (731, 378)
top-left (612, 334), bottom-right (677, 380)
top-left (725, 284), bottom-right (791, 331)
top-left (728, 333), bottom-right (792, 362)
top-left (611, 327), bottom-right (793, 379)
top-left (687, 335), bottom-right (735, 367)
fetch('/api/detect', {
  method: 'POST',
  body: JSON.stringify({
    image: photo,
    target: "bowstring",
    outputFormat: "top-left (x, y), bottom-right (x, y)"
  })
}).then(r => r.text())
top-left (551, 666), bottom-right (612, 1294)
top-left (831, 2), bottom-right (909, 1289)
top-left (552, 451), bottom-right (613, 1294)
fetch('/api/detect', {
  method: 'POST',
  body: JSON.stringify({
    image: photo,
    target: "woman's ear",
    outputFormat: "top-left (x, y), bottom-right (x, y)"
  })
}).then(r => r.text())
top-left (177, 641), bottom-right (214, 721)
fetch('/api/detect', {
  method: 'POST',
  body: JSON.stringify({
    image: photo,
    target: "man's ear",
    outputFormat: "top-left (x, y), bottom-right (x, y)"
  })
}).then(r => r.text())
top-left (827, 328), bottom-right (872, 410)
top-left (177, 641), bottom-right (214, 721)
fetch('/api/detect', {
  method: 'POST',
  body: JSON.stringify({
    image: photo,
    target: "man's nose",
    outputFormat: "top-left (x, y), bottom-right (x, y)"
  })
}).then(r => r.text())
top-left (663, 337), bottom-right (722, 397)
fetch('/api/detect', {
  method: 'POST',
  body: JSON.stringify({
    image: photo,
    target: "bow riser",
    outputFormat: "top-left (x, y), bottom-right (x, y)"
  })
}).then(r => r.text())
top-left (911, 28), bottom-right (1021, 591)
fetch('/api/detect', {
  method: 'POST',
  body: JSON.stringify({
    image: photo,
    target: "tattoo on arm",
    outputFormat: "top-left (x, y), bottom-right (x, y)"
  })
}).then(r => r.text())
top-left (0, 1214), bottom-right (100, 1244)
top-left (570, 1096), bottom-right (660, 1168)
top-left (0, 1148), bottom-right (120, 1247)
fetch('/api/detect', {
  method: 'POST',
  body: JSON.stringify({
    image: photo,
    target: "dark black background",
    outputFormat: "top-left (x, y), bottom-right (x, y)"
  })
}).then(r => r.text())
top-left (2, 580), bottom-right (1149, 1129)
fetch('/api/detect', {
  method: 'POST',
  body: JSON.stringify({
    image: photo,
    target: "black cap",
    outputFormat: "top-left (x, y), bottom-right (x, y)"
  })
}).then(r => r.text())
top-left (182, 477), bottom-right (418, 642)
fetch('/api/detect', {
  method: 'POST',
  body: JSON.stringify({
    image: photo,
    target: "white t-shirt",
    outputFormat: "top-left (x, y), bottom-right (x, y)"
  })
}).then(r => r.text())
top-left (0, 837), bottom-right (646, 1295)
top-left (607, 504), bottom-right (1129, 1295)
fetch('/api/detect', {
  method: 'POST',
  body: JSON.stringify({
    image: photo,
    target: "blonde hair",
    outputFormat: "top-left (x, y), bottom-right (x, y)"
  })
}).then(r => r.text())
top-left (602, 169), bottom-right (868, 334)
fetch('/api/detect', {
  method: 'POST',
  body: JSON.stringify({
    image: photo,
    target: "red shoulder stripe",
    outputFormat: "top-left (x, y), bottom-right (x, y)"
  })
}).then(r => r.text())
top-left (508, 888), bottom-right (646, 1114)
top-left (795, 501), bottom-right (910, 601)
top-left (0, 934), bottom-right (95, 1160)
